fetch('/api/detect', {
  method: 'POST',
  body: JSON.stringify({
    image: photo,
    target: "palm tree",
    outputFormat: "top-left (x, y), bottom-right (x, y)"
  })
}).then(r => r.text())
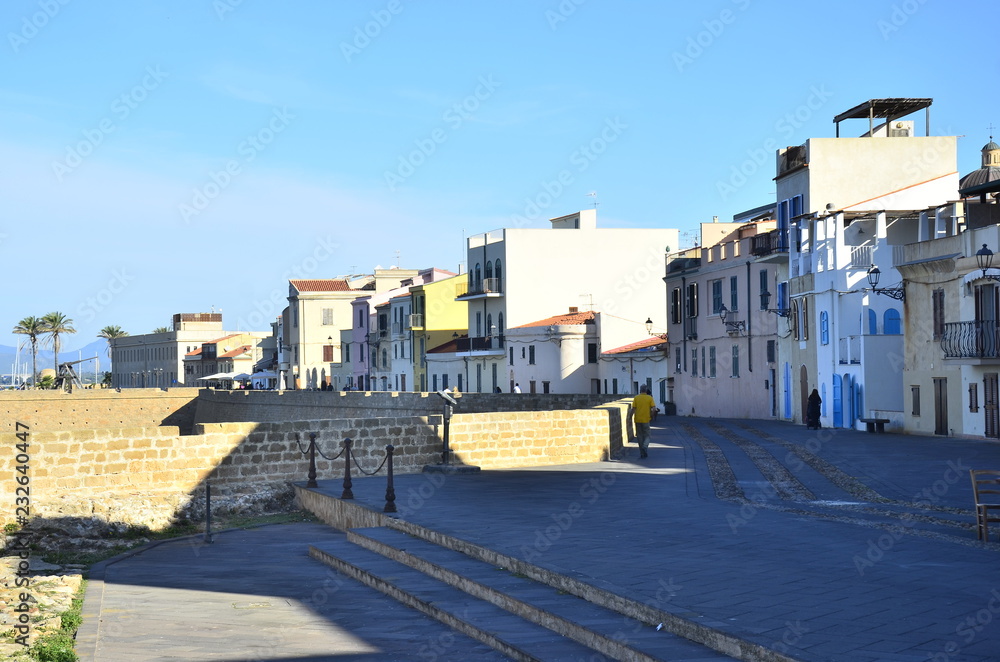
top-left (41, 311), bottom-right (76, 377)
top-left (12, 316), bottom-right (44, 386)
top-left (97, 325), bottom-right (129, 361)
top-left (152, 326), bottom-right (171, 334)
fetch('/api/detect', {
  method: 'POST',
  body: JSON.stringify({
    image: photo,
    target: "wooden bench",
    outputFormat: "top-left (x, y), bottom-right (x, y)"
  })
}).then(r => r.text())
top-left (859, 417), bottom-right (889, 433)
top-left (970, 470), bottom-right (1000, 542)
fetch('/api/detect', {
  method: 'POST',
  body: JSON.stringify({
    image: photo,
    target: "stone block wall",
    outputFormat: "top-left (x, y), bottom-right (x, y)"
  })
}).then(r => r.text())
top-left (193, 388), bottom-right (625, 424)
top-left (1, 398), bottom-right (631, 531)
top-left (0, 388), bottom-right (200, 433)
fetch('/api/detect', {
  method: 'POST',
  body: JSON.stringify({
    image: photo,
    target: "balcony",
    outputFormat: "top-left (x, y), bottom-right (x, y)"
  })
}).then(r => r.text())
top-left (941, 321), bottom-right (1000, 362)
top-left (407, 313), bottom-right (424, 330)
top-left (454, 335), bottom-right (505, 356)
top-left (751, 230), bottom-right (788, 260)
top-left (367, 329), bottom-right (387, 344)
top-left (684, 317), bottom-right (697, 340)
top-left (455, 277), bottom-right (503, 300)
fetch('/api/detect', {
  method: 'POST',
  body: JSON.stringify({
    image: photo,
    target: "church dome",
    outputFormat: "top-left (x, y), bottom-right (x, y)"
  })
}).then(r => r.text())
top-left (959, 136), bottom-right (1000, 194)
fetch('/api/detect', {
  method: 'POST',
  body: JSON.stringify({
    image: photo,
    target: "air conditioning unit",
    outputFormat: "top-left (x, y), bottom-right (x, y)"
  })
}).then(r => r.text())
top-left (889, 121), bottom-right (913, 138)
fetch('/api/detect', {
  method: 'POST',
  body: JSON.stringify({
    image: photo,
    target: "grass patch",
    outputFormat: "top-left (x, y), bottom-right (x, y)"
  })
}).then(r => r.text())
top-left (22, 580), bottom-right (86, 662)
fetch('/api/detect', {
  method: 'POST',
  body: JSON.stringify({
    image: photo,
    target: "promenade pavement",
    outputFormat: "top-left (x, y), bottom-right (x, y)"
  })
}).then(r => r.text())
top-left (78, 417), bottom-right (1000, 661)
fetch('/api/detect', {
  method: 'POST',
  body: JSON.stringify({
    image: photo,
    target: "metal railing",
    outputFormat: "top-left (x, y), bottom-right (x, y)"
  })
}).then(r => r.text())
top-left (750, 229), bottom-right (788, 257)
top-left (941, 321), bottom-right (1000, 359)
top-left (453, 335), bottom-right (505, 351)
top-left (296, 433), bottom-right (397, 513)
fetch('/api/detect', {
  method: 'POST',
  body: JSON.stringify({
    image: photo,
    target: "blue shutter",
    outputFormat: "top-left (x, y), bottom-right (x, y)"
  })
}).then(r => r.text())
top-left (777, 282), bottom-right (789, 315)
top-left (832, 374), bottom-right (843, 428)
top-left (783, 362), bottom-right (792, 419)
top-left (884, 309), bottom-right (901, 335)
top-left (820, 311), bottom-right (829, 345)
top-left (868, 309), bottom-right (877, 335)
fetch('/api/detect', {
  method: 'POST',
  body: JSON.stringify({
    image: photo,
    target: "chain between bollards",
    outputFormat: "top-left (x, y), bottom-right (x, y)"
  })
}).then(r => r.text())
top-left (341, 438), bottom-right (354, 499)
top-left (384, 444), bottom-right (396, 513)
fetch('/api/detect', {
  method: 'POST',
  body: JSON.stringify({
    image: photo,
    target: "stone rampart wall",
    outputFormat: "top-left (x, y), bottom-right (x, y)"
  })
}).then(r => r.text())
top-left (193, 389), bottom-right (624, 424)
top-left (0, 388), bottom-right (200, 433)
top-left (1, 400), bottom-right (630, 531)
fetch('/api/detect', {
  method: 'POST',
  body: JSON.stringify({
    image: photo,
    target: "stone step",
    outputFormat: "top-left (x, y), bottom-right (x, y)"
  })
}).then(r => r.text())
top-left (309, 539), bottom-right (601, 661)
top-left (349, 526), bottom-right (736, 661)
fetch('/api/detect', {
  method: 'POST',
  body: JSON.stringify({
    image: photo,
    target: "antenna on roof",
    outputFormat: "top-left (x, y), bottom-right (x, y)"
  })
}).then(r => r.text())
top-left (394, 250), bottom-right (401, 268)
top-left (586, 191), bottom-right (599, 210)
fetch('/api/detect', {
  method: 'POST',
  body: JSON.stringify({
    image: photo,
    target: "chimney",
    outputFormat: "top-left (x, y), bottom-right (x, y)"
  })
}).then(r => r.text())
top-left (568, 306), bottom-right (579, 313)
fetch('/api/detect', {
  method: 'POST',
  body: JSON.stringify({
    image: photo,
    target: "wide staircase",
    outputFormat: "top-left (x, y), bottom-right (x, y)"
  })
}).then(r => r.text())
top-left (297, 485), bottom-right (788, 662)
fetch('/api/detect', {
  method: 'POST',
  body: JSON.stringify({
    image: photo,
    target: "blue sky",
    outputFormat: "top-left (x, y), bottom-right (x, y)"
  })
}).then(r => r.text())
top-left (2, 0), bottom-right (997, 360)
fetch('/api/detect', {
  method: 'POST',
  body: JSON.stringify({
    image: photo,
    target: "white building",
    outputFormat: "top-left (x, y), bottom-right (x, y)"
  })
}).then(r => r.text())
top-left (505, 310), bottom-right (601, 394)
top-left (444, 209), bottom-right (679, 393)
top-left (600, 333), bottom-right (669, 401)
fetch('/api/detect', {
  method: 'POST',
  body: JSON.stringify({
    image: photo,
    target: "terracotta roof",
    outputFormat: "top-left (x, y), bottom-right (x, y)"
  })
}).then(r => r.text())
top-left (218, 345), bottom-right (252, 358)
top-left (510, 311), bottom-right (596, 329)
top-left (603, 336), bottom-right (669, 355)
top-left (290, 279), bottom-right (352, 292)
top-left (427, 335), bottom-right (467, 353)
top-left (207, 334), bottom-right (241, 344)
top-left (184, 347), bottom-right (203, 357)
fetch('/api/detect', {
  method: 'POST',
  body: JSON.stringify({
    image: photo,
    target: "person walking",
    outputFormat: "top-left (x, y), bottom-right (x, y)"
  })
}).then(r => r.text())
top-left (631, 385), bottom-right (655, 458)
top-left (806, 388), bottom-right (822, 430)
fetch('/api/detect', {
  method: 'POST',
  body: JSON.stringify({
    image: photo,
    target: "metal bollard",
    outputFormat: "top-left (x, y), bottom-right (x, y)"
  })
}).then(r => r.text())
top-left (384, 445), bottom-right (397, 513)
top-left (307, 433), bottom-right (318, 488)
top-left (341, 438), bottom-right (354, 500)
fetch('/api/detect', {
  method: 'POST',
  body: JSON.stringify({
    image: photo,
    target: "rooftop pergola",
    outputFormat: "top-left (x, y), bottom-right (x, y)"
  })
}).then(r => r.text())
top-left (833, 98), bottom-right (932, 137)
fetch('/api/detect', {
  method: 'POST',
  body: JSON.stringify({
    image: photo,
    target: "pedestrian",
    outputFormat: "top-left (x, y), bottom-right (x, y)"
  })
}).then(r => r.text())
top-left (495, 386), bottom-right (502, 393)
top-left (806, 388), bottom-right (822, 430)
top-left (513, 383), bottom-right (521, 393)
top-left (631, 385), bottom-right (655, 458)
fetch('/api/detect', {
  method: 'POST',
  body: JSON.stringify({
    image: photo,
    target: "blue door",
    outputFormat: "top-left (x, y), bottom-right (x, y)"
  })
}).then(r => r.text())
top-left (833, 374), bottom-right (843, 428)
top-left (844, 373), bottom-right (855, 427)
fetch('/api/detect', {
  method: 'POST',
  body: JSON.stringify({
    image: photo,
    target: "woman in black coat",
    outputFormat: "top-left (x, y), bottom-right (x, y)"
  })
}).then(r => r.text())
top-left (806, 389), bottom-right (822, 430)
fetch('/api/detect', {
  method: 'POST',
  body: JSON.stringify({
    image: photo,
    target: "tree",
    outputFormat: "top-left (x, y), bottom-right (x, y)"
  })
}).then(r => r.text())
top-left (152, 326), bottom-right (171, 334)
top-left (41, 311), bottom-right (76, 379)
top-left (12, 316), bottom-right (44, 386)
top-left (98, 325), bottom-right (129, 360)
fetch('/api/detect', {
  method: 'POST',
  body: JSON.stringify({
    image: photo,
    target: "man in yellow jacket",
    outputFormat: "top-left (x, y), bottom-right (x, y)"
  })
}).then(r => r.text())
top-left (632, 385), bottom-right (655, 459)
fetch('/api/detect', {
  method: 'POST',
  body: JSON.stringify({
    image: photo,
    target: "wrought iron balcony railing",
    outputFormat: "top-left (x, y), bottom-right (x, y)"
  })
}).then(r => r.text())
top-left (751, 229), bottom-right (789, 257)
top-left (941, 321), bottom-right (1000, 359)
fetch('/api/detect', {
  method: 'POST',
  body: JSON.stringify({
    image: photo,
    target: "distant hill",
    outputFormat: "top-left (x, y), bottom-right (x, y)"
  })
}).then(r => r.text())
top-left (0, 339), bottom-right (110, 381)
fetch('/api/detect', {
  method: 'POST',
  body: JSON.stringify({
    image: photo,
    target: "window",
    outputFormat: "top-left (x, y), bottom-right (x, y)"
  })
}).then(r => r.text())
top-left (485, 261), bottom-right (493, 281)
top-left (686, 283), bottom-right (699, 317)
top-left (521, 347), bottom-right (526, 359)
top-left (323, 345), bottom-right (334, 362)
top-left (293, 307), bottom-right (298, 327)
top-left (730, 276), bottom-right (738, 311)
top-left (509, 347), bottom-right (514, 366)
top-left (494, 260), bottom-right (502, 291)
top-left (542, 381), bottom-right (550, 394)
top-left (475, 312), bottom-right (482, 338)
top-left (358, 310), bottom-right (365, 328)
top-left (709, 346), bottom-right (716, 378)
top-left (731, 345), bottom-right (740, 378)
top-left (911, 385), bottom-right (921, 416)
top-left (711, 279), bottom-right (723, 315)
top-left (322, 308), bottom-right (334, 325)
top-left (587, 343), bottom-right (598, 364)
top-left (766, 339), bottom-right (776, 363)
top-left (776, 281), bottom-right (789, 316)
top-left (528, 345), bottom-right (535, 364)
top-left (381, 348), bottom-right (388, 368)
top-left (970, 383), bottom-right (979, 413)
top-left (442, 374), bottom-right (449, 389)
top-left (675, 347), bottom-right (681, 372)
top-left (933, 289), bottom-right (945, 340)
top-left (691, 349), bottom-right (698, 376)
top-left (458, 374), bottom-right (463, 392)
top-left (670, 288), bottom-right (682, 325)
top-left (345, 343), bottom-right (351, 363)
top-left (820, 311), bottom-right (829, 345)
top-left (701, 347), bottom-right (706, 376)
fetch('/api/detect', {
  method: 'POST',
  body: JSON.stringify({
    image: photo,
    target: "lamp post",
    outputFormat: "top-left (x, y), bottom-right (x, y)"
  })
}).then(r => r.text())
top-left (866, 264), bottom-right (905, 300)
top-left (759, 290), bottom-right (790, 317)
top-left (976, 244), bottom-right (1000, 282)
top-left (718, 304), bottom-right (746, 335)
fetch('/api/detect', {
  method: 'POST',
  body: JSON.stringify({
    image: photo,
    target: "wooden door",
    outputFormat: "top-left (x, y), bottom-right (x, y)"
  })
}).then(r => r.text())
top-left (985, 373), bottom-right (999, 439)
top-left (933, 378), bottom-right (948, 436)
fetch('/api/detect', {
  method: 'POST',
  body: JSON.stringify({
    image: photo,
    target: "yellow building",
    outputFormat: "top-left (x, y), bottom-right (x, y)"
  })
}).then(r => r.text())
top-left (410, 274), bottom-right (468, 392)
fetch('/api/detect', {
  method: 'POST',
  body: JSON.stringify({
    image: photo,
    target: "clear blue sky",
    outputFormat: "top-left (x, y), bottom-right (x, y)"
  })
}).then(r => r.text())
top-left (2, 0), bottom-right (997, 354)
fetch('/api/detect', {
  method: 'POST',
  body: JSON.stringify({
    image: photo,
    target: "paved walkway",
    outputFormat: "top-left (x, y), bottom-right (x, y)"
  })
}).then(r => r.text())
top-left (79, 418), bottom-right (1000, 661)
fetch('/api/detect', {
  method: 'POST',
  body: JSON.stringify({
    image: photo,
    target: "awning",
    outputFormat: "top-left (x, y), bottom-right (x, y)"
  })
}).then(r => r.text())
top-left (232, 372), bottom-right (252, 381)
top-left (198, 372), bottom-right (236, 381)
top-left (251, 370), bottom-right (277, 379)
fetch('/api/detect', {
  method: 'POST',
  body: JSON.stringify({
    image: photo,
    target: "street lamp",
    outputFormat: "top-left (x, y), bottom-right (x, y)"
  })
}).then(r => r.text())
top-left (645, 318), bottom-right (653, 335)
top-left (759, 290), bottom-right (790, 317)
top-left (976, 244), bottom-right (1000, 282)
top-left (718, 304), bottom-right (746, 335)
top-left (866, 264), bottom-right (905, 300)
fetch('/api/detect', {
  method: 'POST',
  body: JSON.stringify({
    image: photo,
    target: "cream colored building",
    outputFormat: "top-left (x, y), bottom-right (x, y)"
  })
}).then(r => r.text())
top-left (410, 274), bottom-right (468, 392)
